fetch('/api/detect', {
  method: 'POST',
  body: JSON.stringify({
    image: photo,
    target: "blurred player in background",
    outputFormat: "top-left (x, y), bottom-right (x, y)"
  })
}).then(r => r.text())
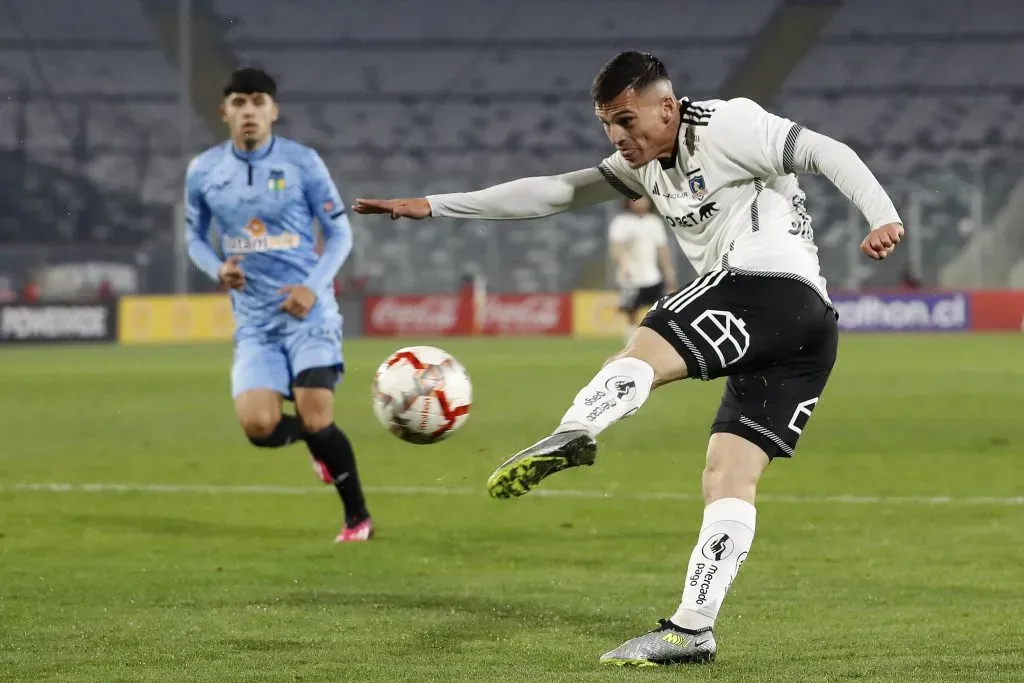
top-left (185, 68), bottom-right (372, 543)
top-left (608, 196), bottom-right (676, 341)
top-left (355, 51), bottom-right (903, 663)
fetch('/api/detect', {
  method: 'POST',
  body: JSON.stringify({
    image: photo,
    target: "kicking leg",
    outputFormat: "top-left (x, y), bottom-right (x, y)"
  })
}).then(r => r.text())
top-left (486, 325), bottom-right (687, 498)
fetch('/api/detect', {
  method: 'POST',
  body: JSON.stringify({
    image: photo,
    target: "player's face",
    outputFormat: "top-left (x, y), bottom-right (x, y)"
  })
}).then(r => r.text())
top-left (595, 86), bottom-right (677, 168)
top-left (221, 92), bottom-right (279, 147)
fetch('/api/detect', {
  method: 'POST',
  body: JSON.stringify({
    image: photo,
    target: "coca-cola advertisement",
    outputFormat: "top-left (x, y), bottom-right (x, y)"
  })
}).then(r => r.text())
top-left (478, 293), bottom-right (571, 336)
top-left (364, 292), bottom-right (571, 337)
top-left (364, 294), bottom-right (473, 336)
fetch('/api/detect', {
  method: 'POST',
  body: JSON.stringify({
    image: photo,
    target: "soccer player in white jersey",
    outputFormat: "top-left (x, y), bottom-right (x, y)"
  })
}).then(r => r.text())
top-left (355, 51), bottom-right (903, 667)
top-left (609, 196), bottom-right (677, 340)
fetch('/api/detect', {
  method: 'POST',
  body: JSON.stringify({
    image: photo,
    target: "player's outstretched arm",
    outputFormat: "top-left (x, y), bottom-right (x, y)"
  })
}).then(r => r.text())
top-left (354, 168), bottom-right (621, 221)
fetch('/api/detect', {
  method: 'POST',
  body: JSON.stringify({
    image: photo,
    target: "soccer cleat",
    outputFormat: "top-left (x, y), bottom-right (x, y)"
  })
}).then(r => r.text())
top-left (486, 429), bottom-right (597, 499)
top-left (600, 619), bottom-right (716, 667)
top-left (335, 516), bottom-right (374, 543)
top-left (311, 457), bottom-right (333, 485)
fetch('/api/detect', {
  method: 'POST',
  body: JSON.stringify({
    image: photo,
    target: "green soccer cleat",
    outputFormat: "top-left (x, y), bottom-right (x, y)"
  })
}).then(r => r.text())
top-left (486, 429), bottom-right (597, 499)
top-left (600, 619), bottom-right (717, 667)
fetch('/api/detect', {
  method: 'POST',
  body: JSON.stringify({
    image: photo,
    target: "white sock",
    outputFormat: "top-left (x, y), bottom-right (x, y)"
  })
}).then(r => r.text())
top-left (671, 498), bottom-right (757, 631)
top-left (556, 357), bottom-right (654, 437)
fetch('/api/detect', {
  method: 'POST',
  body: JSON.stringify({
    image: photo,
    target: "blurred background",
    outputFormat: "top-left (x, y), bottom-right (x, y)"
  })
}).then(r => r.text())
top-left (0, 0), bottom-right (1022, 337)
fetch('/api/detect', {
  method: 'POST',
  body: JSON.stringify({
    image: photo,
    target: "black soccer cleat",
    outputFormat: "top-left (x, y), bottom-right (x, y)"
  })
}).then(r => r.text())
top-left (486, 429), bottom-right (597, 499)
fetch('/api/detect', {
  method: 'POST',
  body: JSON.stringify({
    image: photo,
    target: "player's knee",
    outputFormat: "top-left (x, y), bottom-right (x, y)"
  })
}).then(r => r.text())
top-left (294, 391), bottom-right (334, 434)
top-left (298, 411), bottom-right (333, 434)
top-left (701, 433), bottom-right (770, 504)
top-left (604, 326), bottom-right (688, 387)
top-left (239, 409), bottom-right (282, 441)
top-left (702, 463), bottom-right (758, 503)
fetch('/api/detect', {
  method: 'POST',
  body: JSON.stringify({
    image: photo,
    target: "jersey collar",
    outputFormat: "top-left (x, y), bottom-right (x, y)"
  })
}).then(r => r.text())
top-left (658, 97), bottom-right (698, 170)
top-left (231, 135), bottom-right (276, 161)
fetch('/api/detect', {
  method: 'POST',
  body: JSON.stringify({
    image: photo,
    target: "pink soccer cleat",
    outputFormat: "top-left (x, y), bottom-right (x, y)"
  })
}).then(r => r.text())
top-left (335, 517), bottom-right (374, 543)
top-left (311, 457), bottom-right (333, 484)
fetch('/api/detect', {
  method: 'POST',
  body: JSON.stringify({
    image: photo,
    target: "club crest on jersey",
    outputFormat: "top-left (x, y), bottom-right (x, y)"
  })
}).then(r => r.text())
top-left (267, 169), bottom-right (286, 192)
top-left (688, 174), bottom-right (708, 201)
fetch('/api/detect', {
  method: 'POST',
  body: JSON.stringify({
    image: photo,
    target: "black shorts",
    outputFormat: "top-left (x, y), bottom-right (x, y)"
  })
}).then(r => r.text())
top-left (620, 281), bottom-right (665, 313)
top-left (640, 270), bottom-right (838, 459)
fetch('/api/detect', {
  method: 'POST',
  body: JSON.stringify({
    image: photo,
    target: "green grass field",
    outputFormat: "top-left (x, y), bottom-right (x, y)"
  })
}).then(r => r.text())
top-left (2, 335), bottom-right (1023, 682)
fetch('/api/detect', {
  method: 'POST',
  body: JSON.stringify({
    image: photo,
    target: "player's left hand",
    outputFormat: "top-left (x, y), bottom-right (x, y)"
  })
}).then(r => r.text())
top-left (861, 223), bottom-right (904, 261)
top-left (279, 284), bottom-right (317, 319)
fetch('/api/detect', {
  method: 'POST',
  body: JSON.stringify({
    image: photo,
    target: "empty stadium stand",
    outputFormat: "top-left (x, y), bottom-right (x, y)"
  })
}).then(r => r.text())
top-left (0, 0), bottom-right (1020, 292)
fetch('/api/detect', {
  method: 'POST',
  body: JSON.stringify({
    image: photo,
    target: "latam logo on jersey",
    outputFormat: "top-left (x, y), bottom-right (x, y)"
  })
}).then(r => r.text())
top-left (222, 217), bottom-right (300, 254)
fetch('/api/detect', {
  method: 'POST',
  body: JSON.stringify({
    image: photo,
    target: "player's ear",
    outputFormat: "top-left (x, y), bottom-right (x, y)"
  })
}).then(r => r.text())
top-left (218, 103), bottom-right (228, 124)
top-left (662, 96), bottom-right (675, 123)
top-left (271, 101), bottom-right (280, 123)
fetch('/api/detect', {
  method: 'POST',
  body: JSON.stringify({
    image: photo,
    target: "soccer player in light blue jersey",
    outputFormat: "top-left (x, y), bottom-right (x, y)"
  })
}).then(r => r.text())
top-left (184, 68), bottom-right (372, 543)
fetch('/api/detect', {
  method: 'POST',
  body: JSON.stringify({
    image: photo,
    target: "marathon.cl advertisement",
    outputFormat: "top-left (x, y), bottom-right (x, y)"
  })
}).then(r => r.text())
top-left (832, 290), bottom-right (1024, 332)
top-left (363, 293), bottom-right (571, 337)
top-left (832, 292), bottom-right (970, 332)
top-left (0, 302), bottom-right (117, 343)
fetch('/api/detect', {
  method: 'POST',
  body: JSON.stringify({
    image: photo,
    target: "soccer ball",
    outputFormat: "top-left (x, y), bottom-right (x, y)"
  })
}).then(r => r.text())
top-left (371, 345), bottom-right (472, 444)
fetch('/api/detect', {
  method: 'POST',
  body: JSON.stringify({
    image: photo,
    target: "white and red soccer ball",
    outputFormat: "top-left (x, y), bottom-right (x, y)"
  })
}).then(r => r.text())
top-left (371, 345), bottom-right (472, 444)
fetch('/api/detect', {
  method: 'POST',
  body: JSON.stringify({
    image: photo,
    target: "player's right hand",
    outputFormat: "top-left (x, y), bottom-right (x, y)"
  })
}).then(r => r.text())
top-left (218, 255), bottom-right (245, 290)
top-left (353, 197), bottom-right (432, 220)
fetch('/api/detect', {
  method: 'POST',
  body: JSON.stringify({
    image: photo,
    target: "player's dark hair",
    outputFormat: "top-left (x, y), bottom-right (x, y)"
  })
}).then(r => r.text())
top-left (591, 51), bottom-right (670, 104)
top-left (223, 67), bottom-right (277, 98)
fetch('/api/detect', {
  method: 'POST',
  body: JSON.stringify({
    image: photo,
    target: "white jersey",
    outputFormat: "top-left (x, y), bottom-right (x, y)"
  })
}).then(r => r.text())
top-left (425, 97), bottom-right (901, 302)
top-left (608, 212), bottom-right (667, 288)
top-left (599, 98), bottom-right (833, 301)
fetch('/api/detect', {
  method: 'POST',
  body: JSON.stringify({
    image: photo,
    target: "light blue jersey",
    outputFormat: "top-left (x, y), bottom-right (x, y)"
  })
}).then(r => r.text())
top-left (184, 136), bottom-right (353, 398)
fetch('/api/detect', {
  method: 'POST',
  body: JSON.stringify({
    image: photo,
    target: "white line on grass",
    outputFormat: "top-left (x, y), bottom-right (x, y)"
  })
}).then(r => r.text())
top-left (5, 482), bottom-right (1024, 506)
